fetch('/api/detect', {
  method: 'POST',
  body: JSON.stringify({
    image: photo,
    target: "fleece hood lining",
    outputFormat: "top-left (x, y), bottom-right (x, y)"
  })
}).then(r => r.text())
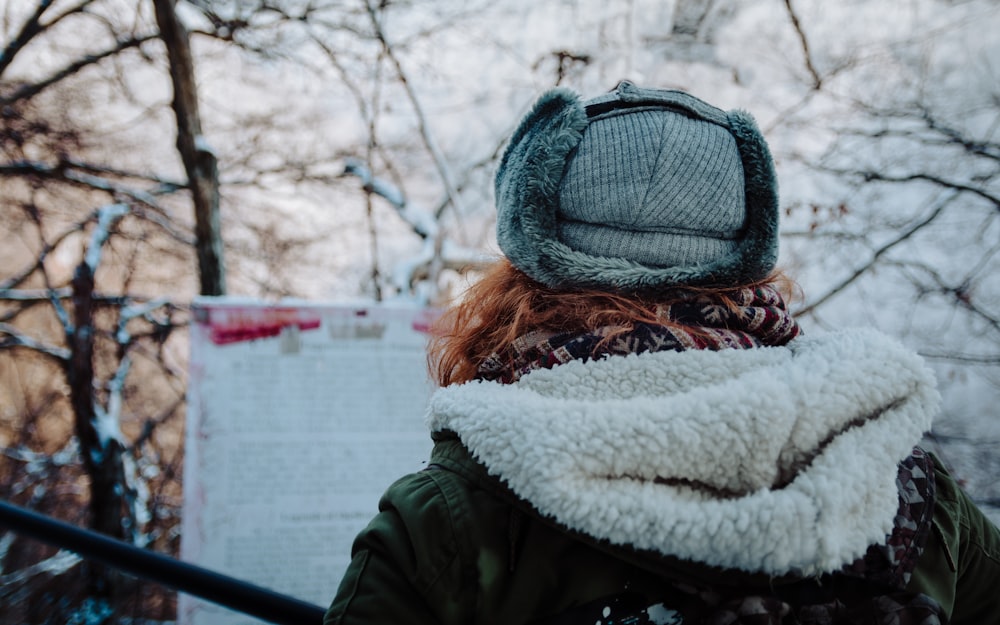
top-left (426, 329), bottom-right (939, 576)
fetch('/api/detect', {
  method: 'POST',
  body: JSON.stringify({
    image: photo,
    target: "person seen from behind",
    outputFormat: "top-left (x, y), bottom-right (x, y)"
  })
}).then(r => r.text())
top-left (325, 81), bottom-right (1000, 624)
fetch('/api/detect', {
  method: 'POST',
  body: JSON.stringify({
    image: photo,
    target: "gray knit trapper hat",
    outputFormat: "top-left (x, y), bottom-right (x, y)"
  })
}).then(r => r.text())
top-left (495, 81), bottom-right (780, 292)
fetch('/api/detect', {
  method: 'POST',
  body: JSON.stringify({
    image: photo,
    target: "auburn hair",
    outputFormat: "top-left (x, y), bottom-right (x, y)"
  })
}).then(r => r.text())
top-left (427, 259), bottom-right (797, 387)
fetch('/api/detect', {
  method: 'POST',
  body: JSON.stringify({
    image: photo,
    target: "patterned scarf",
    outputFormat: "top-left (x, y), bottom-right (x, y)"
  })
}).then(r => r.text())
top-left (476, 285), bottom-right (801, 384)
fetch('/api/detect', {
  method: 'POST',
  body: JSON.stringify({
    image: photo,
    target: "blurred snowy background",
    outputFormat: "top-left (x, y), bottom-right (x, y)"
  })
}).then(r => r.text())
top-left (1, 0), bottom-right (998, 622)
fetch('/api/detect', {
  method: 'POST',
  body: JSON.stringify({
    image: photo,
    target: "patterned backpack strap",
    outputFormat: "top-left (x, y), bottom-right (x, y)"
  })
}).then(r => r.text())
top-left (840, 446), bottom-right (936, 587)
top-left (772, 446), bottom-right (948, 624)
top-left (663, 448), bottom-right (947, 624)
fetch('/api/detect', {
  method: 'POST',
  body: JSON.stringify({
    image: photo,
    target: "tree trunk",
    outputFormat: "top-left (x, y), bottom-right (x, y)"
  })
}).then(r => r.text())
top-left (67, 260), bottom-right (131, 601)
top-left (153, 0), bottom-right (226, 296)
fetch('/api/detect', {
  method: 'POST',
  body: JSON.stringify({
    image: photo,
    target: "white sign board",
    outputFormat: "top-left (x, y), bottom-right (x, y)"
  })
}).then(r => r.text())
top-left (180, 300), bottom-right (436, 625)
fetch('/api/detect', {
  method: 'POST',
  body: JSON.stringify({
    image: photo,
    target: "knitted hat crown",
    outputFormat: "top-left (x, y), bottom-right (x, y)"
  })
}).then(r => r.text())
top-left (495, 81), bottom-right (780, 292)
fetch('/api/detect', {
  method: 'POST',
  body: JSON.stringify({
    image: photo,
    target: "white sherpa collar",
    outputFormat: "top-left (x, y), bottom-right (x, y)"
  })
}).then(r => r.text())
top-left (426, 328), bottom-right (939, 576)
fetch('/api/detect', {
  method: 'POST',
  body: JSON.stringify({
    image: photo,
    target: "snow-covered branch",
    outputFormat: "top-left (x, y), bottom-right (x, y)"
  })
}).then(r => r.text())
top-left (0, 289), bottom-right (133, 307)
top-left (343, 158), bottom-right (438, 239)
top-left (342, 158), bottom-right (491, 300)
top-left (0, 551), bottom-right (82, 603)
top-left (0, 322), bottom-right (70, 361)
top-left (0, 161), bottom-right (196, 246)
top-left (115, 298), bottom-right (172, 344)
top-left (0, 160), bottom-right (174, 210)
top-left (1, 441), bottom-right (79, 467)
top-left (84, 204), bottom-right (128, 273)
top-left (60, 159), bottom-right (187, 191)
top-left (0, 287), bottom-right (72, 301)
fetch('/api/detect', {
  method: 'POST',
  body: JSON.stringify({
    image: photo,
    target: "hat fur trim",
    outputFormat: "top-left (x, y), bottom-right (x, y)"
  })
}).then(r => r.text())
top-left (495, 87), bottom-right (780, 291)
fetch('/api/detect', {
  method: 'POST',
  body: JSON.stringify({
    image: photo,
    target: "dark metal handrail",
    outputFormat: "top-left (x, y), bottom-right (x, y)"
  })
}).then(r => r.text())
top-left (0, 499), bottom-right (325, 625)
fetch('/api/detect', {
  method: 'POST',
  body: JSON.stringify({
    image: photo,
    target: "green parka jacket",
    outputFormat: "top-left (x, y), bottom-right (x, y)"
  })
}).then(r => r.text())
top-left (325, 330), bottom-right (1000, 624)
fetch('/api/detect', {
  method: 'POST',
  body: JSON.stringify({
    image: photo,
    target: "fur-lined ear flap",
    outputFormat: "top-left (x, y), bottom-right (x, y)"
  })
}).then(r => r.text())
top-left (727, 109), bottom-right (780, 281)
top-left (495, 89), bottom-right (589, 286)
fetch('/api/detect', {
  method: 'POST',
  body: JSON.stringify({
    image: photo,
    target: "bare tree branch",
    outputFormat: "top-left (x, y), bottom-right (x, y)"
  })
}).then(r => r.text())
top-left (783, 0), bottom-right (822, 90)
top-left (0, 288), bottom-right (133, 306)
top-left (306, 27), bottom-right (411, 201)
top-left (60, 159), bottom-right (186, 191)
top-left (0, 160), bottom-right (195, 246)
top-left (1, 4), bottom-right (103, 76)
top-left (129, 397), bottom-right (184, 454)
top-left (0, 160), bottom-right (159, 204)
top-left (796, 192), bottom-right (957, 316)
top-left (830, 124), bottom-right (1000, 162)
top-left (0, 218), bottom-right (87, 291)
top-left (889, 257), bottom-right (1000, 336)
top-left (857, 171), bottom-right (1000, 210)
top-left (0, 0), bottom-right (54, 78)
top-left (917, 111), bottom-right (1000, 162)
top-left (365, 1), bottom-right (468, 223)
top-left (0, 33), bottom-right (158, 106)
top-left (814, 161), bottom-right (1000, 211)
top-left (855, 104), bottom-right (1000, 162)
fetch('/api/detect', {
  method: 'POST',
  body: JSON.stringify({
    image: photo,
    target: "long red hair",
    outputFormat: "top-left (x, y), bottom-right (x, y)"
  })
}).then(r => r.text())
top-left (428, 259), bottom-right (797, 387)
